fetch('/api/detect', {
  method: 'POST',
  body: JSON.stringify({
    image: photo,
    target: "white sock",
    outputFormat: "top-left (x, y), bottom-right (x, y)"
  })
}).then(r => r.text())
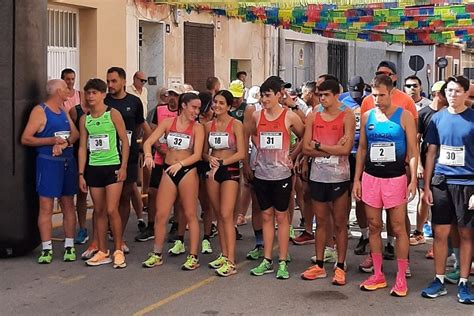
top-left (435, 274), bottom-right (445, 284)
top-left (360, 228), bottom-right (369, 239)
top-left (459, 277), bottom-right (468, 286)
top-left (387, 236), bottom-right (395, 245)
top-left (42, 241), bottom-right (52, 250)
top-left (64, 238), bottom-right (74, 248)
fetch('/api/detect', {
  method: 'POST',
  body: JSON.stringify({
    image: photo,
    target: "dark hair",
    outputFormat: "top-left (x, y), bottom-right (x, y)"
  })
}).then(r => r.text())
top-left (214, 90), bottom-right (234, 108)
top-left (236, 71), bottom-right (247, 79)
top-left (206, 77), bottom-right (220, 91)
top-left (178, 92), bottom-right (200, 113)
top-left (439, 82), bottom-right (448, 99)
top-left (199, 91), bottom-right (213, 114)
top-left (84, 78), bottom-right (107, 93)
top-left (61, 68), bottom-right (75, 79)
top-left (318, 74), bottom-right (339, 83)
top-left (446, 75), bottom-right (470, 92)
top-left (404, 75), bottom-right (422, 86)
top-left (260, 78), bottom-right (282, 95)
top-left (107, 67), bottom-right (126, 79)
top-left (318, 80), bottom-right (340, 95)
top-left (371, 74), bottom-right (394, 90)
top-left (303, 81), bottom-right (317, 93)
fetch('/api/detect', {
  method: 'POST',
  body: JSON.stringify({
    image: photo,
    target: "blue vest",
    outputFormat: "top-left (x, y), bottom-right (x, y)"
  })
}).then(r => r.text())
top-left (35, 103), bottom-right (73, 157)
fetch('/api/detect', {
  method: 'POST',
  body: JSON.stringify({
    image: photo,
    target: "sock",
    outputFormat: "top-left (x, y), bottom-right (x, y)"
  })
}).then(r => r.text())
top-left (453, 248), bottom-right (460, 269)
top-left (254, 229), bottom-right (263, 246)
top-left (435, 274), bottom-right (445, 284)
top-left (397, 258), bottom-right (409, 278)
top-left (264, 257), bottom-right (273, 264)
top-left (360, 227), bottom-right (369, 239)
top-left (203, 235), bottom-right (210, 241)
top-left (64, 238), bottom-right (74, 248)
top-left (42, 241), bottom-right (52, 251)
top-left (372, 253), bottom-right (383, 276)
top-left (153, 245), bottom-right (162, 254)
top-left (336, 262), bottom-right (345, 270)
top-left (459, 277), bottom-right (468, 286)
top-left (387, 236), bottom-right (394, 245)
top-left (316, 260), bottom-right (324, 268)
top-left (178, 235), bottom-right (184, 242)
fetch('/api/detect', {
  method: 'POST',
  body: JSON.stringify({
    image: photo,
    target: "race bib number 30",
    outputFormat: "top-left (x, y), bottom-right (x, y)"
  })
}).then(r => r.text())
top-left (370, 142), bottom-right (396, 162)
top-left (89, 134), bottom-right (110, 152)
top-left (438, 145), bottom-right (465, 166)
top-left (209, 132), bottom-right (229, 150)
top-left (167, 132), bottom-right (191, 150)
top-left (260, 132), bottom-right (283, 150)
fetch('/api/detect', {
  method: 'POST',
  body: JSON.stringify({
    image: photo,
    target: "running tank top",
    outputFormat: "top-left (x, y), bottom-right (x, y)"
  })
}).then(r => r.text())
top-left (166, 117), bottom-right (195, 151)
top-left (154, 105), bottom-right (178, 165)
top-left (64, 89), bottom-right (81, 112)
top-left (365, 107), bottom-right (406, 178)
top-left (310, 111), bottom-right (350, 183)
top-left (85, 107), bottom-right (121, 166)
top-left (35, 103), bottom-right (73, 157)
top-left (249, 103), bottom-right (262, 170)
top-left (254, 109), bottom-right (292, 180)
top-left (209, 118), bottom-right (236, 151)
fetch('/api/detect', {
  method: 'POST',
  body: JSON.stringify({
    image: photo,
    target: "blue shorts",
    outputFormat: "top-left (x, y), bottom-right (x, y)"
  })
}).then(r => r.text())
top-left (36, 155), bottom-right (77, 198)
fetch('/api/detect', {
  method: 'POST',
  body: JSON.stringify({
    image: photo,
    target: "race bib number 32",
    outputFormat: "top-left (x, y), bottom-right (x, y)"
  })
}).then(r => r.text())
top-left (438, 145), bottom-right (465, 166)
top-left (370, 142), bottom-right (396, 162)
top-left (167, 132), bottom-right (191, 150)
top-left (260, 132), bottom-right (283, 150)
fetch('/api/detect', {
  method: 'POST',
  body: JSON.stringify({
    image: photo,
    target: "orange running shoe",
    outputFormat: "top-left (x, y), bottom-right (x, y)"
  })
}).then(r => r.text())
top-left (113, 250), bottom-right (127, 269)
top-left (301, 265), bottom-right (327, 280)
top-left (360, 274), bottom-right (387, 291)
top-left (86, 250), bottom-right (111, 266)
top-left (332, 267), bottom-right (346, 286)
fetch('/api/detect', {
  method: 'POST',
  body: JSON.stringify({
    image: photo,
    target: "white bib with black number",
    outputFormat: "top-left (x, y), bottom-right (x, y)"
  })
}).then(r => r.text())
top-left (355, 112), bottom-right (361, 131)
top-left (438, 145), bottom-right (465, 166)
top-left (89, 134), bottom-right (110, 152)
top-left (314, 156), bottom-right (339, 165)
top-left (209, 132), bottom-right (229, 150)
top-left (54, 131), bottom-right (70, 140)
top-left (370, 142), bottom-right (396, 162)
top-left (167, 132), bottom-right (191, 150)
top-left (260, 132), bottom-right (283, 150)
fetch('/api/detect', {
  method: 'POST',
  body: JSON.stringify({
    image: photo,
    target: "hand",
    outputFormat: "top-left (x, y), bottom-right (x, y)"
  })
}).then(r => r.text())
top-left (208, 156), bottom-right (220, 169)
top-left (301, 158), bottom-right (309, 182)
top-left (166, 162), bottom-right (183, 177)
top-left (143, 156), bottom-right (155, 169)
top-left (294, 158), bottom-right (301, 174)
top-left (243, 161), bottom-right (254, 182)
top-left (423, 188), bottom-right (434, 206)
top-left (54, 136), bottom-right (67, 145)
top-left (352, 180), bottom-right (362, 201)
top-left (116, 167), bottom-right (127, 182)
top-left (79, 176), bottom-right (88, 193)
top-left (407, 181), bottom-right (417, 203)
top-left (337, 135), bottom-right (348, 146)
top-left (52, 144), bottom-right (63, 156)
top-left (417, 164), bottom-right (424, 179)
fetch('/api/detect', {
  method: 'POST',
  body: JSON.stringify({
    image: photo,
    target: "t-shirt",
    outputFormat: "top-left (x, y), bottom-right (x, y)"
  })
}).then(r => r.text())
top-left (361, 88), bottom-right (418, 120)
top-left (127, 85), bottom-right (148, 119)
top-left (415, 97), bottom-right (431, 111)
top-left (105, 93), bottom-right (145, 164)
top-left (229, 102), bottom-right (247, 122)
top-left (418, 105), bottom-right (440, 166)
top-left (425, 108), bottom-right (474, 185)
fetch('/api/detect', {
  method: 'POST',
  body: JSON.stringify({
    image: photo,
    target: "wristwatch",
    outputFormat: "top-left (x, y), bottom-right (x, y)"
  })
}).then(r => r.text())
top-left (314, 141), bottom-right (321, 150)
top-left (218, 159), bottom-right (224, 166)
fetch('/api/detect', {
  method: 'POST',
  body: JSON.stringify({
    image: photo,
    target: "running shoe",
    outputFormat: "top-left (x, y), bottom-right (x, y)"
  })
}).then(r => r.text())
top-left (246, 246), bottom-right (264, 260)
top-left (137, 219), bottom-right (146, 233)
top-left (354, 236), bottom-right (369, 255)
top-left (201, 239), bottom-right (213, 254)
top-left (236, 214), bottom-right (247, 226)
top-left (458, 282), bottom-right (474, 304)
top-left (423, 222), bottom-right (433, 238)
top-left (208, 253), bottom-right (227, 269)
top-left (447, 253), bottom-right (457, 268)
top-left (168, 240), bottom-right (185, 256)
top-left (323, 247), bottom-right (337, 263)
top-left (360, 274), bottom-right (387, 291)
top-left (235, 227), bottom-right (243, 240)
top-left (182, 255), bottom-right (200, 271)
top-left (38, 249), bottom-right (53, 264)
top-left (81, 243), bottom-right (98, 260)
top-left (113, 250), bottom-right (126, 269)
top-left (86, 251), bottom-right (112, 266)
top-left (135, 227), bottom-right (155, 242)
top-left (332, 267), bottom-right (346, 286)
top-left (63, 247), bottom-right (76, 262)
top-left (383, 243), bottom-right (395, 260)
top-left (276, 261), bottom-right (290, 280)
top-left (142, 252), bottom-right (163, 268)
top-left (292, 231), bottom-right (315, 245)
top-left (210, 223), bottom-right (218, 238)
top-left (250, 258), bottom-right (274, 276)
top-left (121, 241), bottom-right (130, 254)
top-left (446, 268), bottom-right (461, 284)
top-left (390, 275), bottom-right (408, 297)
top-left (289, 225), bottom-right (295, 240)
top-left (409, 231), bottom-right (425, 246)
top-left (358, 254), bottom-right (374, 273)
top-left (301, 265), bottom-right (327, 280)
top-left (74, 228), bottom-right (89, 244)
top-left (425, 247), bottom-right (434, 259)
top-left (167, 222), bottom-right (179, 243)
top-left (333, 262), bottom-right (348, 272)
top-left (286, 253), bottom-right (292, 262)
top-left (216, 259), bottom-right (237, 277)
top-left (421, 278), bottom-right (447, 298)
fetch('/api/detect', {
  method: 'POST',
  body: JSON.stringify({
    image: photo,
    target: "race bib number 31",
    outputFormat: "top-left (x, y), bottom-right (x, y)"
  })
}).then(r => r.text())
top-left (89, 134), bottom-right (110, 152)
top-left (370, 142), bottom-right (396, 162)
top-left (209, 132), bottom-right (229, 150)
top-left (260, 132), bottom-right (283, 150)
top-left (438, 145), bottom-right (465, 166)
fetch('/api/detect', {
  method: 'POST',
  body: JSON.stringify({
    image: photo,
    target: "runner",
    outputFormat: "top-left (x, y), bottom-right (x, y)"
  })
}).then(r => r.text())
top-left (141, 92), bottom-right (204, 270)
top-left (21, 79), bottom-right (79, 264)
top-left (353, 74), bottom-right (418, 297)
top-left (61, 68), bottom-right (82, 112)
top-left (420, 76), bottom-right (474, 304)
top-left (300, 79), bottom-right (355, 285)
top-left (404, 75), bottom-right (431, 111)
top-left (248, 77), bottom-right (304, 279)
top-left (204, 90), bottom-right (245, 276)
top-left (78, 78), bottom-right (129, 268)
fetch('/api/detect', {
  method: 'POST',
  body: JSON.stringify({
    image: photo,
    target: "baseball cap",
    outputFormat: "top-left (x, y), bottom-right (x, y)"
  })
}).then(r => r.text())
top-left (167, 86), bottom-right (184, 95)
top-left (246, 85), bottom-right (260, 104)
top-left (377, 60), bottom-right (397, 75)
top-left (348, 76), bottom-right (365, 100)
top-left (266, 76), bottom-right (292, 89)
top-left (229, 80), bottom-right (244, 98)
top-left (431, 81), bottom-right (445, 93)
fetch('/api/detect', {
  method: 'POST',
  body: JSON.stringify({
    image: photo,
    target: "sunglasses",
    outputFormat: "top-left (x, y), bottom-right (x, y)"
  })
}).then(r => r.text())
top-left (404, 84), bottom-right (419, 89)
top-left (139, 79), bottom-right (147, 84)
top-left (375, 71), bottom-right (395, 76)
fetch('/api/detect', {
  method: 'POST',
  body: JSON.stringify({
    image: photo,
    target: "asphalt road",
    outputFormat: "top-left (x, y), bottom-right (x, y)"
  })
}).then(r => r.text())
top-left (1, 197), bottom-right (472, 315)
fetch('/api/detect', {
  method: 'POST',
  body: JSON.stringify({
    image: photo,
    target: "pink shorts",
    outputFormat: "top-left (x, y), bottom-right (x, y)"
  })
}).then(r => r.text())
top-left (361, 172), bottom-right (407, 209)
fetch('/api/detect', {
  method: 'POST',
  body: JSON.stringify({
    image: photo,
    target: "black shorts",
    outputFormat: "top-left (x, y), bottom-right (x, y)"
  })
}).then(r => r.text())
top-left (85, 164), bottom-right (121, 188)
top-left (309, 181), bottom-right (350, 203)
top-left (163, 163), bottom-right (197, 187)
top-left (149, 165), bottom-right (164, 189)
top-left (125, 163), bottom-right (138, 184)
top-left (253, 176), bottom-right (292, 212)
top-left (431, 179), bottom-right (474, 228)
top-left (197, 161), bottom-right (210, 180)
top-left (349, 153), bottom-right (356, 183)
top-left (213, 163), bottom-right (240, 184)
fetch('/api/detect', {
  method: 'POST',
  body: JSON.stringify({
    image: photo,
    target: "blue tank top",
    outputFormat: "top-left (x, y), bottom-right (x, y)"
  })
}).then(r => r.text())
top-left (35, 103), bottom-right (73, 157)
top-left (365, 107), bottom-right (406, 178)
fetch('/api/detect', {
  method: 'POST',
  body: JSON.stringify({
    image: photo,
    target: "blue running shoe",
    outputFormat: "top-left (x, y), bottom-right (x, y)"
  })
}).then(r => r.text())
top-left (458, 282), bottom-right (474, 304)
top-left (423, 222), bottom-right (433, 238)
top-left (74, 228), bottom-right (89, 244)
top-left (421, 278), bottom-right (447, 299)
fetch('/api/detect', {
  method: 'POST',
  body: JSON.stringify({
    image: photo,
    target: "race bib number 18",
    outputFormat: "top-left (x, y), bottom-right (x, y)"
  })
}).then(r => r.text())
top-left (260, 132), bottom-right (283, 150)
top-left (370, 142), bottom-right (396, 162)
top-left (209, 132), bottom-right (229, 150)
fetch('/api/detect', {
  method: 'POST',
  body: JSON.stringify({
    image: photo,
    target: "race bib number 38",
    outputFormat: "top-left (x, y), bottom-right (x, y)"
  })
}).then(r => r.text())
top-left (438, 145), bottom-right (465, 166)
top-left (89, 134), bottom-right (110, 152)
top-left (260, 132), bottom-right (283, 150)
top-left (167, 132), bottom-right (191, 150)
top-left (370, 142), bottom-right (396, 162)
top-left (209, 132), bottom-right (229, 150)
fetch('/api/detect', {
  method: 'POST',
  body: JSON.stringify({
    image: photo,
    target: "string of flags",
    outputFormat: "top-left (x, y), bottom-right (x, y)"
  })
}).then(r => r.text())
top-left (154, 1), bottom-right (474, 44)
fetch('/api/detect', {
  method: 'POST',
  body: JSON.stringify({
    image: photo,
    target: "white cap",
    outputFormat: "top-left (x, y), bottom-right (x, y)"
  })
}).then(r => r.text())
top-left (246, 85), bottom-right (260, 104)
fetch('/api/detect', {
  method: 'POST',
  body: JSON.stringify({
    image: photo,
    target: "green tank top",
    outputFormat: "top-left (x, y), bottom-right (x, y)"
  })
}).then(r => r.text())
top-left (85, 108), bottom-right (121, 166)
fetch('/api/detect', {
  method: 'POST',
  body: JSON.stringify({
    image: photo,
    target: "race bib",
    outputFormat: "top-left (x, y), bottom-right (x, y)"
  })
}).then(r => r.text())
top-left (54, 131), bottom-right (70, 140)
top-left (314, 156), bottom-right (339, 165)
top-left (126, 130), bottom-right (132, 144)
top-left (89, 134), bottom-right (110, 152)
top-left (354, 112), bottom-right (361, 131)
top-left (167, 132), bottom-right (191, 150)
top-left (370, 142), bottom-right (396, 162)
top-left (158, 134), bottom-right (167, 144)
top-left (438, 145), bottom-right (465, 166)
top-left (260, 132), bottom-right (283, 150)
top-left (209, 132), bottom-right (229, 150)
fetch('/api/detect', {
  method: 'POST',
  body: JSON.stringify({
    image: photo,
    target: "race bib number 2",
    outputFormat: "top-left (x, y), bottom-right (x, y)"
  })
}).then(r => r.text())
top-left (370, 142), bottom-right (396, 162)
top-left (260, 132), bottom-right (283, 150)
top-left (438, 145), bottom-right (465, 166)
